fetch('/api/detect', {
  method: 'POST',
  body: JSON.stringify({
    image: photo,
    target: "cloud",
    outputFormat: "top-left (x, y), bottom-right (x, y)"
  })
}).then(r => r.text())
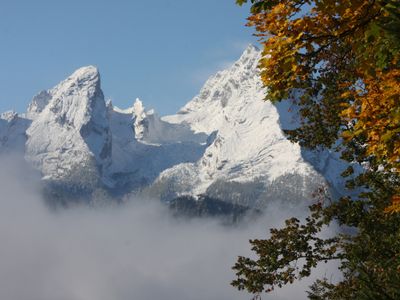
top-left (0, 155), bottom-right (340, 300)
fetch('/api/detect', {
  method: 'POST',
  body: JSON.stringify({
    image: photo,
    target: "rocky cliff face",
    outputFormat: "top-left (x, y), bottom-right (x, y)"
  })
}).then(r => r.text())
top-left (0, 111), bottom-right (30, 154)
top-left (0, 46), bottom-right (351, 207)
top-left (25, 66), bottom-right (112, 188)
top-left (151, 45), bottom-right (348, 207)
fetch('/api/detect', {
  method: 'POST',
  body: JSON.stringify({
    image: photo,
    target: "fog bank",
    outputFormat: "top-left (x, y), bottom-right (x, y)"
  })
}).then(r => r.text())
top-left (0, 156), bottom-right (338, 300)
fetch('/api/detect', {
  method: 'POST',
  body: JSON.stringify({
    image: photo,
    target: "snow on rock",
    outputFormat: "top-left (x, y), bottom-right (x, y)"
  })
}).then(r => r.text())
top-left (26, 90), bottom-right (52, 120)
top-left (107, 99), bottom-right (207, 190)
top-left (0, 111), bottom-right (31, 153)
top-left (25, 66), bottom-right (112, 184)
top-left (155, 45), bottom-right (348, 203)
top-left (0, 45), bottom-right (351, 206)
top-left (273, 96), bottom-right (351, 198)
top-left (113, 98), bottom-right (208, 146)
top-left (132, 98), bottom-right (147, 140)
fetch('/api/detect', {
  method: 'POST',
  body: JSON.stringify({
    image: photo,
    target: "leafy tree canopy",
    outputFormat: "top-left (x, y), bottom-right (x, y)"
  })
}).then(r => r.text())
top-left (236, 0), bottom-right (399, 170)
top-left (232, 0), bottom-right (400, 298)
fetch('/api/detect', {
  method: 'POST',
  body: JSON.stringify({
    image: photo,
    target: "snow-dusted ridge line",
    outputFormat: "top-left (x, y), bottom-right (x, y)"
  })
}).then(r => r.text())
top-left (153, 44), bottom-right (349, 203)
top-left (0, 46), bottom-right (350, 206)
top-left (25, 66), bottom-right (112, 184)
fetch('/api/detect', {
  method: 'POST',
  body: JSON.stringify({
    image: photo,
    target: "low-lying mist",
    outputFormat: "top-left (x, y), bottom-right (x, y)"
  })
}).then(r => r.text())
top-left (0, 156), bottom-right (339, 300)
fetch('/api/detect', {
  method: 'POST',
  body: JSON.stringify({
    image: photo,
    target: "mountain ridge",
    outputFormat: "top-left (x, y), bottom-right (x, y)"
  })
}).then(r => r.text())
top-left (0, 45), bottom-right (351, 208)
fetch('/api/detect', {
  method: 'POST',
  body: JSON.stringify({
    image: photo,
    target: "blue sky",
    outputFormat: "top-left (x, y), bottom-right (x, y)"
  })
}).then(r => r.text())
top-left (0, 0), bottom-right (255, 116)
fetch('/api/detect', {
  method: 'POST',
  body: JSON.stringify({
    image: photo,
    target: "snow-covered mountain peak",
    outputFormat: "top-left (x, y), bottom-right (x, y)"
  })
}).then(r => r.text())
top-left (40, 65), bottom-right (103, 128)
top-left (132, 98), bottom-right (145, 116)
top-left (0, 46), bottom-right (350, 207)
top-left (25, 65), bottom-right (111, 185)
top-left (67, 65), bottom-right (99, 84)
top-left (165, 45), bottom-right (263, 134)
top-left (153, 44), bottom-right (349, 202)
top-left (112, 98), bottom-right (144, 115)
top-left (0, 110), bottom-right (19, 122)
top-left (237, 44), bottom-right (260, 65)
top-left (27, 90), bottom-right (52, 119)
top-left (132, 98), bottom-right (147, 140)
top-left (0, 111), bottom-right (31, 154)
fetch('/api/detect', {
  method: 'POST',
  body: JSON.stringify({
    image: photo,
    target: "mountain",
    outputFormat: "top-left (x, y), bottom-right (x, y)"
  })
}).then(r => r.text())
top-left (106, 98), bottom-right (207, 193)
top-left (147, 45), bottom-right (349, 207)
top-left (24, 66), bottom-right (112, 195)
top-left (0, 111), bottom-right (30, 153)
top-left (0, 45), bottom-right (351, 209)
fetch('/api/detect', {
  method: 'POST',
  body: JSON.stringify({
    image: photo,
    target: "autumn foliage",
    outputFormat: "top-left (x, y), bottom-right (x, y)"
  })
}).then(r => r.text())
top-left (232, 0), bottom-right (400, 298)
top-left (238, 0), bottom-right (399, 170)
